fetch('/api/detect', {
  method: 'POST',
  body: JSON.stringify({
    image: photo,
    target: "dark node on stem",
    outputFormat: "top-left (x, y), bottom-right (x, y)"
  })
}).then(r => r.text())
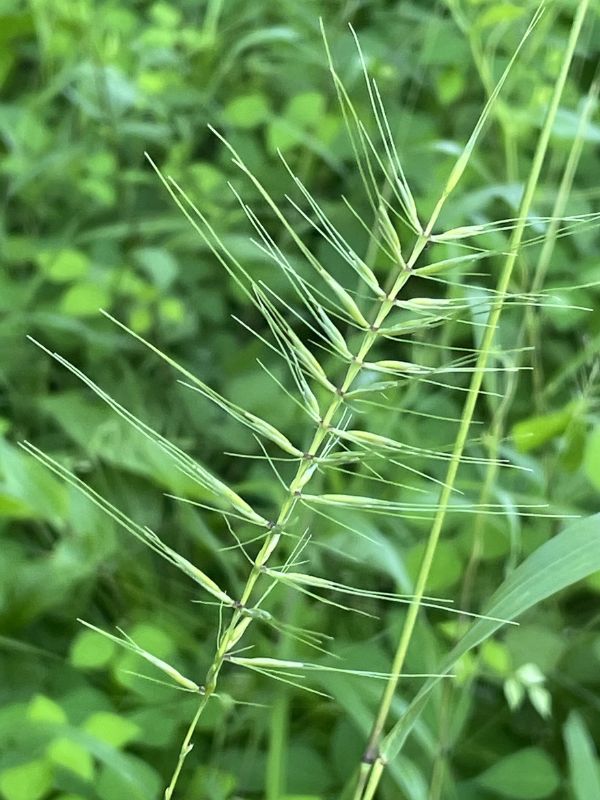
top-left (362, 745), bottom-right (380, 765)
top-left (302, 452), bottom-right (315, 461)
top-left (318, 418), bottom-right (330, 431)
top-left (233, 600), bottom-right (244, 610)
top-left (423, 234), bottom-right (436, 252)
top-left (351, 356), bottom-right (363, 367)
top-left (336, 386), bottom-right (345, 398)
top-left (369, 323), bottom-right (380, 333)
top-left (293, 488), bottom-right (302, 498)
top-left (266, 520), bottom-right (278, 530)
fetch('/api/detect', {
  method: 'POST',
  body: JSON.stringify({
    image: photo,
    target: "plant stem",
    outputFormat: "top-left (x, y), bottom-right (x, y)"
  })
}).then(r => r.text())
top-left (356, 3), bottom-right (589, 797)
top-left (427, 49), bottom-right (597, 800)
top-left (164, 695), bottom-right (210, 800)
top-left (460, 64), bottom-right (597, 611)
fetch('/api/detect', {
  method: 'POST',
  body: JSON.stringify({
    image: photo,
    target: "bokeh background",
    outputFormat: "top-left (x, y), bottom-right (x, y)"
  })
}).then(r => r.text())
top-left (1, 1), bottom-right (600, 799)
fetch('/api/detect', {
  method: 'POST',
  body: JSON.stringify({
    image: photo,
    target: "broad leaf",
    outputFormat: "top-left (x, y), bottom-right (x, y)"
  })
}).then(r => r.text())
top-left (473, 747), bottom-right (559, 799)
top-left (382, 513), bottom-right (600, 761)
top-left (564, 711), bottom-right (600, 800)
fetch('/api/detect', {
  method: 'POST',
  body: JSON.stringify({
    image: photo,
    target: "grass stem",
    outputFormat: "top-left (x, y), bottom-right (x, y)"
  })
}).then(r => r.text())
top-left (355, 3), bottom-right (589, 796)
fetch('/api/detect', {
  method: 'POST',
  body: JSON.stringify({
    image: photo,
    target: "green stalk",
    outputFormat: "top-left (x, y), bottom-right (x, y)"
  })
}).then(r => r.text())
top-left (529, 73), bottom-right (599, 405)
top-left (461, 67), bottom-right (597, 617)
top-left (202, 0), bottom-right (225, 41)
top-left (356, 3), bottom-right (589, 798)
top-left (164, 696), bottom-right (210, 800)
top-left (427, 46), bottom-right (597, 800)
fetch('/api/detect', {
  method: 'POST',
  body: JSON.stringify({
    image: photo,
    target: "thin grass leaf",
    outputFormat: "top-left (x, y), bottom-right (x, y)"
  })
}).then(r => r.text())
top-left (381, 513), bottom-right (600, 763)
top-left (564, 711), bottom-right (600, 800)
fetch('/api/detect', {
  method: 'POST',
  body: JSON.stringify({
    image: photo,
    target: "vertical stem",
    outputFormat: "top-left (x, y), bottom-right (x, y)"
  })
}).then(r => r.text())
top-left (357, 3), bottom-right (589, 797)
top-left (164, 696), bottom-right (210, 800)
top-left (428, 52), bottom-right (598, 800)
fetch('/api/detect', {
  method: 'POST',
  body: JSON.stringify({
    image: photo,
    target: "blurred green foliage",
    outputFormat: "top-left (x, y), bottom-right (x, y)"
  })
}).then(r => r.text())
top-left (1, 1), bottom-right (600, 799)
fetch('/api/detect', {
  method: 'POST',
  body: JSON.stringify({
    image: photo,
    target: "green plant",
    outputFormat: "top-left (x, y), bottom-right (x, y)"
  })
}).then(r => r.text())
top-left (16, 4), bottom-right (600, 800)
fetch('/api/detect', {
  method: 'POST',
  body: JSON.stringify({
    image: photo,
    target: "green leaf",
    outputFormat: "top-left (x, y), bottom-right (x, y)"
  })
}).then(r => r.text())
top-left (39, 249), bottom-right (90, 282)
top-left (186, 765), bottom-right (237, 800)
top-left (127, 706), bottom-right (182, 748)
top-left (286, 744), bottom-right (332, 794)
top-left (96, 751), bottom-right (162, 800)
top-left (552, 108), bottom-right (600, 143)
top-left (481, 640), bottom-right (511, 676)
top-left (285, 92), bottom-right (325, 127)
top-left (127, 623), bottom-right (174, 658)
top-left (55, 795), bottom-right (87, 800)
top-left (0, 493), bottom-right (30, 518)
top-left (474, 748), bottom-right (559, 799)
top-left (60, 282), bottom-right (111, 317)
top-left (512, 403), bottom-right (576, 452)
top-left (407, 539), bottom-right (463, 592)
top-left (436, 68), bottom-right (464, 105)
top-left (70, 628), bottom-right (117, 669)
top-left (132, 247), bottom-right (178, 290)
top-left (39, 391), bottom-right (209, 495)
top-left (223, 93), bottom-right (270, 128)
top-left (267, 118), bottom-right (301, 153)
top-left (564, 712), bottom-right (600, 800)
top-left (560, 419), bottom-right (586, 471)
top-left (281, 797), bottom-right (324, 800)
top-left (28, 694), bottom-right (67, 725)
top-left (0, 760), bottom-right (53, 800)
top-left (0, 441), bottom-right (67, 522)
top-left (71, 63), bottom-right (137, 118)
top-left (584, 427), bottom-right (600, 490)
top-left (82, 712), bottom-right (140, 748)
top-left (158, 296), bottom-right (184, 323)
top-left (47, 737), bottom-right (95, 782)
top-left (0, 11), bottom-right (34, 44)
top-left (382, 513), bottom-right (600, 762)
top-left (476, 3), bottom-right (525, 31)
top-left (504, 625), bottom-right (564, 672)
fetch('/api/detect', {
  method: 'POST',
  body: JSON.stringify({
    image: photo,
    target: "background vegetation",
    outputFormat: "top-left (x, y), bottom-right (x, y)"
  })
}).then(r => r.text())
top-left (1, 1), bottom-right (600, 799)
